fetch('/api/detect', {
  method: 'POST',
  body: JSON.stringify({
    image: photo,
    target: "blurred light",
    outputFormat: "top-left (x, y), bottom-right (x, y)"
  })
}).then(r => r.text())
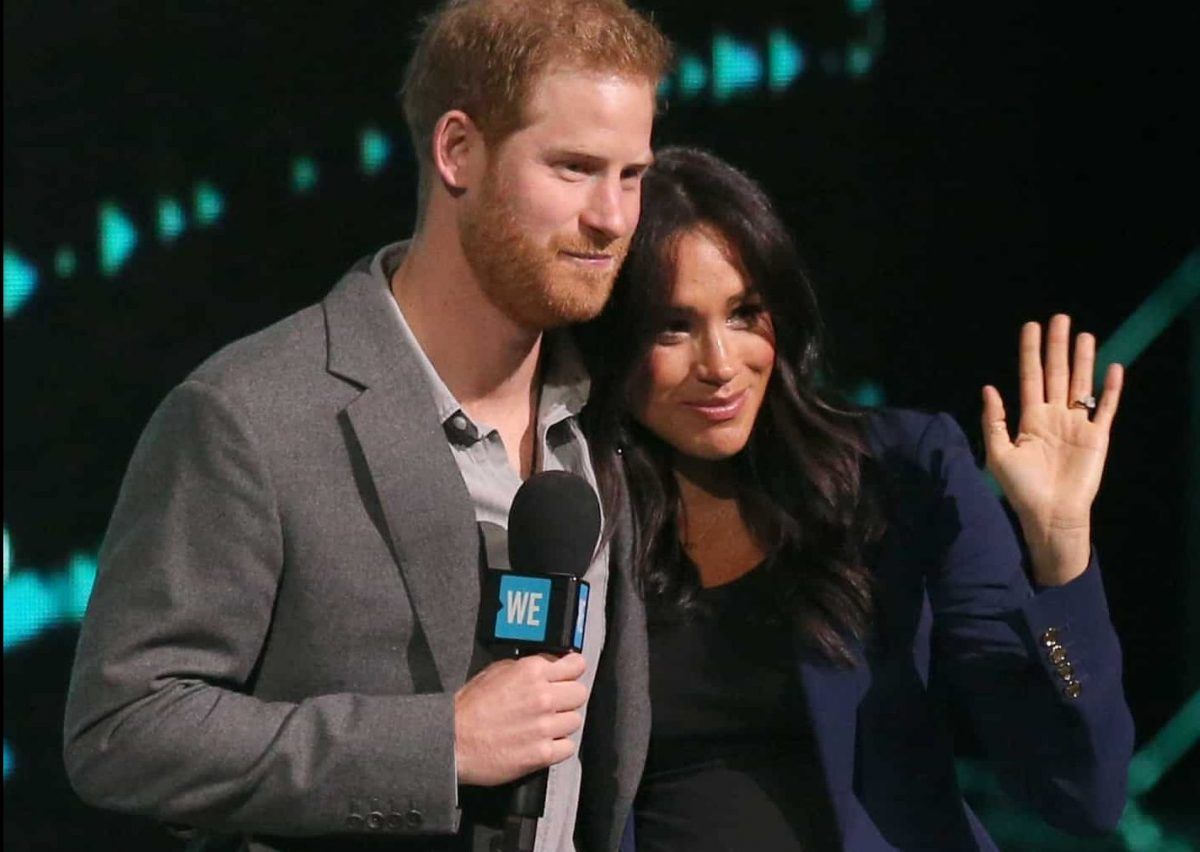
top-left (657, 76), bottom-right (672, 99)
top-left (3, 247), bottom-right (38, 318)
top-left (156, 197), bottom-right (186, 243)
top-left (3, 740), bottom-right (12, 781)
top-left (1128, 689), bottom-right (1200, 797)
top-left (98, 202), bottom-right (138, 277)
top-left (847, 43), bottom-right (875, 77)
top-left (193, 182), bottom-right (225, 228)
top-left (768, 29), bottom-right (806, 92)
top-left (820, 49), bottom-right (842, 76)
top-left (3, 551), bottom-right (98, 651)
top-left (54, 245), bottom-right (77, 278)
top-left (1096, 248), bottom-right (1200, 384)
top-left (678, 54), bottom-right (708, 99)
top-left (712, 34), bottom-right (763, 101)
top-left (291, 157), bottom-right (318, 194)
top-left (3, 527), bottom-right (11, 584)
top-left (360, 127), bottom-right (391, 176)
top-left (848, 0), bottom-right (876, 15)
top-left (850, 380), bottom-right (885, 407)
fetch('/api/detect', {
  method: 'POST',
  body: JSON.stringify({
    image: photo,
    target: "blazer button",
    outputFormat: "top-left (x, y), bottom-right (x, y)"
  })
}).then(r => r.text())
top-left (405, 808), bottom-right (424, 829)
top-left (345, 814), bottom-right (365, 831)
top-left (1055, 661), bottom-right (1074, 679)
top-left (366, 811), bottom-right (385, 831)
top-left (388, 812), bottom-right (406, 830)
top-left (1048, 644), bottom-right (1068, 665)
top-left (1040, 627), bottom-right (1060, 648)
top-left (1063, 680), bottom-right (1083, 699)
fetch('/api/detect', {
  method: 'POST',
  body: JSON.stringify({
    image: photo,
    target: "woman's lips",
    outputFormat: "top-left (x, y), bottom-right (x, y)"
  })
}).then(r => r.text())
top-left (684, 389), bottom-right (747, 422)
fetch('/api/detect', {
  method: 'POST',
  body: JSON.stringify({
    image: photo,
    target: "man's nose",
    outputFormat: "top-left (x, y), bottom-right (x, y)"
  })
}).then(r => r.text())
top-left (579, 176), bottom-right (633, 241)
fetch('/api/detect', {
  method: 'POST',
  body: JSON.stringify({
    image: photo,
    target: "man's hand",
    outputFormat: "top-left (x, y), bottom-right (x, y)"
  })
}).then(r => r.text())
top-left (453, 652), bottom-right (588, 786)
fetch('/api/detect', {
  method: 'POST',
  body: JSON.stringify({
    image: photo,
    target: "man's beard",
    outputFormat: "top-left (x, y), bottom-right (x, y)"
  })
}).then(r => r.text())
top-left (459, 169), bottom-right (628, 330)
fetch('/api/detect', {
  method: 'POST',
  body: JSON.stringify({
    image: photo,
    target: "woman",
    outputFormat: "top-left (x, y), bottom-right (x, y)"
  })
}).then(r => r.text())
top-left (575, 147), bottom-right (1133, 851)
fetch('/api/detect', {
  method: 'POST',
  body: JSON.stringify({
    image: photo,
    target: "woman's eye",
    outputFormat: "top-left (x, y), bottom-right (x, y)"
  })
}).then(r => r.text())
top-left (729, 304), bottom-right (764, 327)
top-left (655, 319), bottom-right (690, 342)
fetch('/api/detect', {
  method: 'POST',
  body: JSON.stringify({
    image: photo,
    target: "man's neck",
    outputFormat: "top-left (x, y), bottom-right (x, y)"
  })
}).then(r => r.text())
top-left (391, 228), bottom-right (544, 477)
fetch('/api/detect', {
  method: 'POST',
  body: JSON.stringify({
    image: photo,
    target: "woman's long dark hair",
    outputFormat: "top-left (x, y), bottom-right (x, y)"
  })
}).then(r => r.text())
top-left (577, 147), bottom-right (884, 666)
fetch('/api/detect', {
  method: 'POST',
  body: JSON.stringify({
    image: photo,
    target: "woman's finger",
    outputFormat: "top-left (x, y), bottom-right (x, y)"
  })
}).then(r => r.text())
top-left (981, 385), bottom-right (1010, 460)
top-left (1093, 363), bottom-right (1124, 431)
top-left (1068, 331), bottom-right (1096, 412)
top-left (1019, 321), bottom-right (1044, 411)
top-left (1044, 314), bottom-right (1071, 405)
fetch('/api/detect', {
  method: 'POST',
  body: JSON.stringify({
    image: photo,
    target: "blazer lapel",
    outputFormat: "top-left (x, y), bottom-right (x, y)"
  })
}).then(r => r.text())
top-left (799, 639), bottom-right (870, 840)
top-left (325, 254), bottom-right (480, 691)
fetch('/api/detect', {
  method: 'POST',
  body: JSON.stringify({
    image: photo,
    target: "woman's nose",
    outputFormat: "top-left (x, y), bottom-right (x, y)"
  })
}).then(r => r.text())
top-left (695, 330), bottom-right (736, 384)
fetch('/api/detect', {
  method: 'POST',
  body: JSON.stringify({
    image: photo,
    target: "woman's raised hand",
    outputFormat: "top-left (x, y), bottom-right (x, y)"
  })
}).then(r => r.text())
top-left (982, 314), bottom-right (1124, 586)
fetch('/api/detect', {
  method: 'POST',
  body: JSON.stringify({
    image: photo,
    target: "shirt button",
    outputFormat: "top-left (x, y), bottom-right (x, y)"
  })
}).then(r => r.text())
top-left (450, 414), bottom-right (469, 432)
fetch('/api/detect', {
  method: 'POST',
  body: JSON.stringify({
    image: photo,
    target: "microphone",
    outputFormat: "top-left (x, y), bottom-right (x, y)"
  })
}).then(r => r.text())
top-left (478, 471), bottom-right (601, 852)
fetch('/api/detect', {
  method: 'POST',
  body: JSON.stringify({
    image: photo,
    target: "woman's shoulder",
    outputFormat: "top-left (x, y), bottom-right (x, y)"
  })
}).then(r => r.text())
top-left (863, 407), bottom-right (977, 474)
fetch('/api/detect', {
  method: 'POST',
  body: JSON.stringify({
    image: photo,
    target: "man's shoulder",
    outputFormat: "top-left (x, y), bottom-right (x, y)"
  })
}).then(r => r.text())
top-left (185, 247), bottom-right (386, 403)
top-left (188, 300), bottom-right (329, 400)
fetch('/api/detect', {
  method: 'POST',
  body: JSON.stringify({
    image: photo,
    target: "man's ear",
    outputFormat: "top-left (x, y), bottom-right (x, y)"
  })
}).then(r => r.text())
top-left (431, 110), bottom-right (483, 194)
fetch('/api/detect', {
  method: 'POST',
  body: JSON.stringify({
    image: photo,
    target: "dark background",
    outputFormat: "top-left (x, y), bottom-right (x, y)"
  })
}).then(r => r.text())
top-left (5, 1), bottom-right (1198, 848)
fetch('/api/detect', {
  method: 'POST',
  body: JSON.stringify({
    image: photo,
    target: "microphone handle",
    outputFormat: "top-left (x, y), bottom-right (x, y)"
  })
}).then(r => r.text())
top-left (502, 767), bottom-right (549, 852)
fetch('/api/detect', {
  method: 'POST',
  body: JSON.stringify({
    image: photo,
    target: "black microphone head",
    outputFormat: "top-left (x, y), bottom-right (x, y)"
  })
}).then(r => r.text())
top-left (507, 471), bottom-right (601, 578)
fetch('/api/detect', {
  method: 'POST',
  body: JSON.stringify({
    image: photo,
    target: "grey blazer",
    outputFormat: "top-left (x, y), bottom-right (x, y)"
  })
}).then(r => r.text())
top-left (62, 252), bottom-right (644, 850)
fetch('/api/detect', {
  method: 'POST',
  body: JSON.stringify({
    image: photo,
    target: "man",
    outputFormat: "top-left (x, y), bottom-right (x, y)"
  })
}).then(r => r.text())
top-left (62, 1), bottom-right (669, 849)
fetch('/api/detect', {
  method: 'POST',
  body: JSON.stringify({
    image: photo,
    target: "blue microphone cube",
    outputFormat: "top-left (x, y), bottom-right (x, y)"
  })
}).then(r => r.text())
top-left (481, 570), bottom-right (590, 654)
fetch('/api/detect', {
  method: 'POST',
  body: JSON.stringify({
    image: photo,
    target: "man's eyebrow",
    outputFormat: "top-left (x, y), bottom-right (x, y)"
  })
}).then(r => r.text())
top-left (543, 149), bottom-right (655, 170)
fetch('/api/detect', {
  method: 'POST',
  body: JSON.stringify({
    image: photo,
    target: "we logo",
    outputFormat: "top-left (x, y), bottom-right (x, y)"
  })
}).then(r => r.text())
top-left (494, 575), bottom-right (553, 642)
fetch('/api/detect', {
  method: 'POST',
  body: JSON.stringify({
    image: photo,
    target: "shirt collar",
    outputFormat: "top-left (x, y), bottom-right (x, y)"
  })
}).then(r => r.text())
top-left (374, 242), bottom-right (591, 436)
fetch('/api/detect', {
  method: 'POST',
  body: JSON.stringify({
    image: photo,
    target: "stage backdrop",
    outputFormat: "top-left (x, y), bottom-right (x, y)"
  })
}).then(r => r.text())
top-left (5, 1), bottom-right (1198, 848)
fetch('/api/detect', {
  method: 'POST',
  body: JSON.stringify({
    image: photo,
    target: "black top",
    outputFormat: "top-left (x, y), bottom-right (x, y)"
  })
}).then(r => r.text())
top-left (633, 564), bottom-right (836, 851)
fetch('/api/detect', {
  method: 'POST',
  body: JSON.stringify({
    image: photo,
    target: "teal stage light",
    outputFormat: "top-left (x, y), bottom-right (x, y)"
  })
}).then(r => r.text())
top-left (678, 54), bottom-right (708, 99)
top-left (156, 197), bottom-right (186, 242)
top-left (360, 127), bottom-right (391, 176)
top-left (768, 29), bottom-right (806, 92)
top-left (712, 34), bottom-right (763, 101)
top-left (193, 183), bottom-right (225, 228)
top-left (98, 203), bottom-right (138, 277)
top-left (3, 247), bottom-right (38, 318)
top-left (3, 552), bottom-right (97, 651)
top-left (848, 0), bottom-right (876, 15)
top-left (3, 740), bottom-right (12, 781)
top-left (846, 42), bottom-right (875, 77)
top-left (54, 245), bottom-right (77, 278)
top-left (291, 157), bottom-right (318, 194)
top-left (850, 379), bottom-right (885, 407)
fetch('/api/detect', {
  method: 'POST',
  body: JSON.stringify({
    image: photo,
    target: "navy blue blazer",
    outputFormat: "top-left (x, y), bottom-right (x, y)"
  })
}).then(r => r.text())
top-left (584, 409), bottom-right (1133, 852)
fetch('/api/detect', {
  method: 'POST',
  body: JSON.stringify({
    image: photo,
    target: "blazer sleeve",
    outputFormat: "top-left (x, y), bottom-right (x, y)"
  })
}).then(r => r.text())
top-left (62, 379), bottom-right (460, 838)
top-left (918, 412), bottom-right (1134, 834)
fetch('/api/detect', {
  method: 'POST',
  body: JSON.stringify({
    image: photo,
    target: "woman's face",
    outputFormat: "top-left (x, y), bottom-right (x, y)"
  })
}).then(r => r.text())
top-left (633, 228), bottom-right (776, 461)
